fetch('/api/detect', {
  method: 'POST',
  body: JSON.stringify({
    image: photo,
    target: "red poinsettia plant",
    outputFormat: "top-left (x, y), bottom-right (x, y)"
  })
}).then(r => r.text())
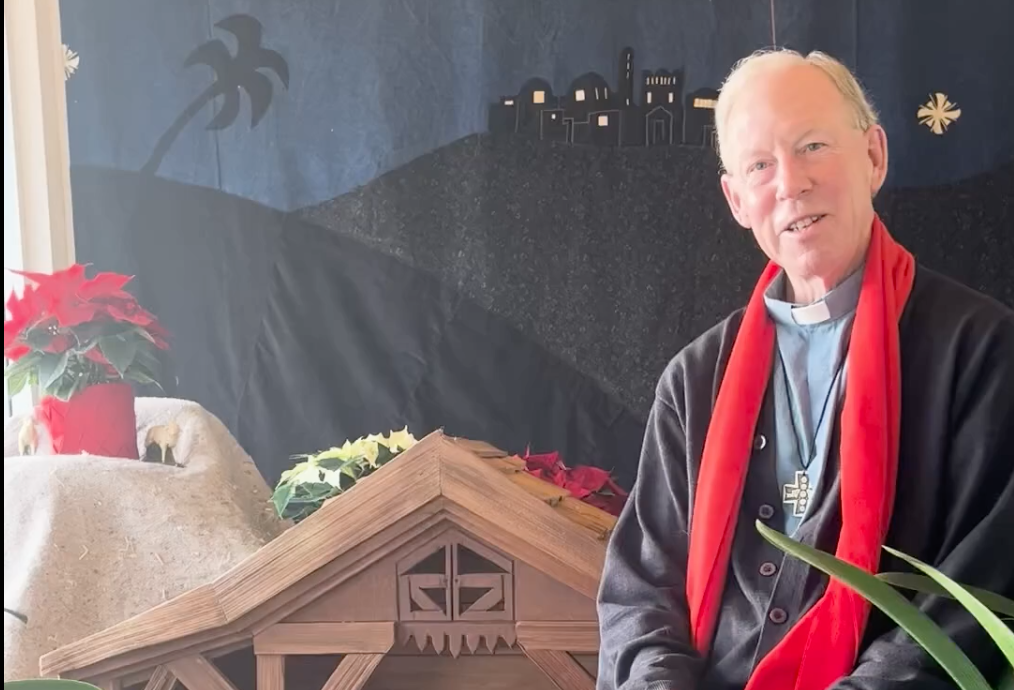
top-left (522, 448), bottom-right (628, 516)
top-left (4, 264), bottom-right (169, 401)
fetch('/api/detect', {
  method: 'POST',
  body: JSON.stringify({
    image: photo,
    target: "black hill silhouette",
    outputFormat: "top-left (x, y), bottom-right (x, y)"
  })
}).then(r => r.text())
top-left (142, 14), bottom-right (289, 175)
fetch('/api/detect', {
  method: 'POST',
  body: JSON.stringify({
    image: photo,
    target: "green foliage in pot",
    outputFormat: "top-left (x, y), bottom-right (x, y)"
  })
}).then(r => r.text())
top-left (757, 520), bottom-right (1014, 690)
top-left (271, 428), bottom-right (417, 522)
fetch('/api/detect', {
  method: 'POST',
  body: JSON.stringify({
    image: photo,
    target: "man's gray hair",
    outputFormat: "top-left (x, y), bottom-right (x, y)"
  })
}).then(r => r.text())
top-left (714, 48), bottom-right (880, 170)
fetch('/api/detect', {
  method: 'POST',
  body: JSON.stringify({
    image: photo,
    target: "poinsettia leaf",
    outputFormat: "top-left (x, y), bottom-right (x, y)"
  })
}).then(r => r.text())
top-left (134, 346), bottom-right (162, 369)
top-left (525, 451), bottom-right (564, 473)
top-left (568, 465), bottom-right (611, 493)
top-left (6, 364), bottom-right (31, 396)
top-left (295, 481), bottom-right (339, 499)
top-left (38, 351), bottom-right (70, 389)
top-left (376, 445), bottom-right (397, 466)
top-left (316, 456), bottom-right (349, 472)
top-left (271, 483), bottom-right (294, 516)
top-left (99, 336), bottom-right (139, 376)
top-left (66, 371), bottom-right (87, 399)
top-left (126, 357), bottom-right (161, 385)
top-left (127, 365), bottom-right (160, 387)
top-left (564, 482), bottom-right (593, 499)
top-left (4, 352), bottom-right (41, 395)
top-left (22, 326), bottom-right (57, 350)
top-left (71, 318), bottom-right (129, 344)
top-left (549, 469), bottom-right (569, 488)
top-left (339, 463), bottom-right (362, 480)
top-left (605, 477), bottom-right (629, 498)
top-left (51, 372), bottom-right (78, 400)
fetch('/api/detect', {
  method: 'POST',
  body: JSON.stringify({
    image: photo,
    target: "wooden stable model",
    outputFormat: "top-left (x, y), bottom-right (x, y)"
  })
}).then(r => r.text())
top-left (41, 431), bottom-right (617, 690)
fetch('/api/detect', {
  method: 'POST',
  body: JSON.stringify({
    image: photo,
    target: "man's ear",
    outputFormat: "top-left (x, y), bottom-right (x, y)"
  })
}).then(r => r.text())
top-left (866, 124), bottom-right (889, 195)
top-left (720, 172), bottom-right (750, 229)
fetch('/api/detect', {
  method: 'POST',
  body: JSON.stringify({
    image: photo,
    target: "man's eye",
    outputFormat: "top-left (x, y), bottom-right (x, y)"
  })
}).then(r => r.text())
top-left (805, 142), bottom-right (825, 152)
top-left (749, 161), bottom-right (769, 172)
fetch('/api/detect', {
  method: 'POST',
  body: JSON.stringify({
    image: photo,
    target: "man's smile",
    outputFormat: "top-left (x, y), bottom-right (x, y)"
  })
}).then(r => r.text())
top-left (783, 213), bottom-right (828, 235)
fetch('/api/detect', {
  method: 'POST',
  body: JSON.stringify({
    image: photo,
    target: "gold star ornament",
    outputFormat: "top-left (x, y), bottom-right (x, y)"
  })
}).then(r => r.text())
top-left (917, 92), bottom-right (960, 135)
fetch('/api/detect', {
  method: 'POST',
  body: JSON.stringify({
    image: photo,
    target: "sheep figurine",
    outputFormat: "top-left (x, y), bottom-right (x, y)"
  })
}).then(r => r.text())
top-left (144, 421), bottom-right (181, 466)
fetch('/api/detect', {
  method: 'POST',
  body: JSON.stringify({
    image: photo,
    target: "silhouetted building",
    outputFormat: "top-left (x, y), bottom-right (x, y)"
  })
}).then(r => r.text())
top-left (489, 48), bottom-right (714, 148)
top-left (684, 87), bottom-right (719, 147)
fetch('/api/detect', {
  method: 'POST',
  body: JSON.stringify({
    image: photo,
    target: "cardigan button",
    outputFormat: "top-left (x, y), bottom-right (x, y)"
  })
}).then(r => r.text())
top-left (758, 504), bottom-right (775, 520)
top-left (769, 607), bottom-right (788, 624)
top-left (753, 434), bottom-right (767, 450)
top-left (759, 562), bottom-right (778, 577)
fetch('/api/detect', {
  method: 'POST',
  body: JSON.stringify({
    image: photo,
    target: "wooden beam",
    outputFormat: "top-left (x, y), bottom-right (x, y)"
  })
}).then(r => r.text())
top-left (142, 666), bottom-right (177, 690)
top-left (40, 585), bottom-right (229, 677)
top-left (321, 654), bottom-right (384, 690)
top-left (256, 655), bottom-right (284, 690)
top-left (483, 456), bottom-right (616, 540)
top-left (166, 655), bottom-right (238, 690)
top-left (439, 443), bottom-right (606, 599)
top-left (522, 648), bottom-right (595, 690)
top-left (254, 623), bottom-right (395, 655)
top-left (516, 622), bottom-right (599, 652)
top-left (213, 436), bottom-right (444, 621)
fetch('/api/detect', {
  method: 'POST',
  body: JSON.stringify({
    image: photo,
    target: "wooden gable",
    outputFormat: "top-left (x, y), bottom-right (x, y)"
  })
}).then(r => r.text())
top-left (40, 431), bottom-right (616, 690)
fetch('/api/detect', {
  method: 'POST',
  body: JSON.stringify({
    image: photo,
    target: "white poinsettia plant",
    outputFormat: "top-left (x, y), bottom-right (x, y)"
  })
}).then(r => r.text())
top-left (271, 428), bottom-right (417, 521)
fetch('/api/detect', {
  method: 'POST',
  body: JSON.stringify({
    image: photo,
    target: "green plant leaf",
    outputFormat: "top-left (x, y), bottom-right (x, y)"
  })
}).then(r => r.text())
top-left (883, 546), bottom-right (1014, 670)
top-left (98, 336), bottom-right (139, 376)
top-left (4, 355), bottom-right (38, 396)
top-left (22, 326), bottom-right (57, 350)
top-left (38, 351), bottom-right (70, 390)
top-left (53, 374), bottom-right (78, 401)
top-left (878, 572), bottom-right (1014, 618)
top-left (126, 361), bottom-right (161, 387)
top-left (317, 456), bottom-right (348, 472)
top-left (756, 521), bottom-right (991, 690)
top-left (270, 483), bottom-right (294, 517)
top-left (133, 346), bottom-right (162, 372)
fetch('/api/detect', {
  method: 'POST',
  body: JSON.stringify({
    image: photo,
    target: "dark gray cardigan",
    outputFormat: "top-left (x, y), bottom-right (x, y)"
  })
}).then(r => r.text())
top-left (596, 265), bottom-right (1014, 689)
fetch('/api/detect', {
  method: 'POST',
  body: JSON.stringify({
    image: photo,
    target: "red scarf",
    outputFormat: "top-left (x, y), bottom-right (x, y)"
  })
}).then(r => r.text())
top-left (685, 215), bottom-right (914, 688)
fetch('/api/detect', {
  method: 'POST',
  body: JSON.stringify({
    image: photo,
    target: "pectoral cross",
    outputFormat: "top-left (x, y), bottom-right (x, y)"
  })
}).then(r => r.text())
top-left (782, 470), bottom-right (811, 517)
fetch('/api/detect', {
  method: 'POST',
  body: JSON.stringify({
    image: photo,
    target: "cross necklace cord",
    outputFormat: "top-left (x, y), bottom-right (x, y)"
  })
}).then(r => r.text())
top-left (778, 343), bottom-right (848, 517)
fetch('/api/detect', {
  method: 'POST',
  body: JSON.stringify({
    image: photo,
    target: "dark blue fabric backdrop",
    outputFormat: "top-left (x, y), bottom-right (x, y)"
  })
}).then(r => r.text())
top-left (60, 0), bottom-right (1013, 487)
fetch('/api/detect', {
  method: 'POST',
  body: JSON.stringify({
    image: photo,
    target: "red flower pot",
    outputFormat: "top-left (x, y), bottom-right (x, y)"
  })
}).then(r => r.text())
top-left (37, 382), bottom-right (139, 459)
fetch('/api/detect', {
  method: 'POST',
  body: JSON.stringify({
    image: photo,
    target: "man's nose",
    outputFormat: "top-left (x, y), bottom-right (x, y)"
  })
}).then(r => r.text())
top-left (775, 159), bottom-right (812, 200)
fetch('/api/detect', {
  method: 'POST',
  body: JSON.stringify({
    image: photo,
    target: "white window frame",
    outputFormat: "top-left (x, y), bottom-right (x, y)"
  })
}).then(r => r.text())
top-left (4, 0), bottom-right (75, 418)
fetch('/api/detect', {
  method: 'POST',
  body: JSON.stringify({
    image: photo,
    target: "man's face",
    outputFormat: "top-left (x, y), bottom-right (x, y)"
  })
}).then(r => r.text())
top-left (719, 63), bottom-right (888, 299)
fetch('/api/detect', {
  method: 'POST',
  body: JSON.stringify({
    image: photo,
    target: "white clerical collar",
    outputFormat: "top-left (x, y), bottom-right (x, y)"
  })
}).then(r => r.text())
top-left (790, 300), bottom-right (832, 325)
top-left (764, 262), bottom-right (866, 327)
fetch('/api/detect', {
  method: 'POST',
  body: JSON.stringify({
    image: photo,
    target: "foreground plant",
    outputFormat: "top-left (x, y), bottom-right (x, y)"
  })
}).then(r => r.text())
top-left (271, 428), bottom-right (417, 521)
top-left (757, 520), bottom-right (1014, 690)
top-left (4, 264), bottom-right (168, 400)
top-left (522, 449), bottom-right (628, 515)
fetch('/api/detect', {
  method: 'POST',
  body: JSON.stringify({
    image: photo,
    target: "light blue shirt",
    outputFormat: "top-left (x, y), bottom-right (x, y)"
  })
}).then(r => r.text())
top-left (763, 264), bottom-right (864, 535)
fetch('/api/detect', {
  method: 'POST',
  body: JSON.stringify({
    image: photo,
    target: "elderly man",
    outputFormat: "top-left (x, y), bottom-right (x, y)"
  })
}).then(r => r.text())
top-left (596, 48), bottom-right (1013, 689)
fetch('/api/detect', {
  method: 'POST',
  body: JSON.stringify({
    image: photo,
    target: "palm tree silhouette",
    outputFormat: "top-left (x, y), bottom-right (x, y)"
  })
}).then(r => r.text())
top-left (142, 14), bottom-right (289, 175)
